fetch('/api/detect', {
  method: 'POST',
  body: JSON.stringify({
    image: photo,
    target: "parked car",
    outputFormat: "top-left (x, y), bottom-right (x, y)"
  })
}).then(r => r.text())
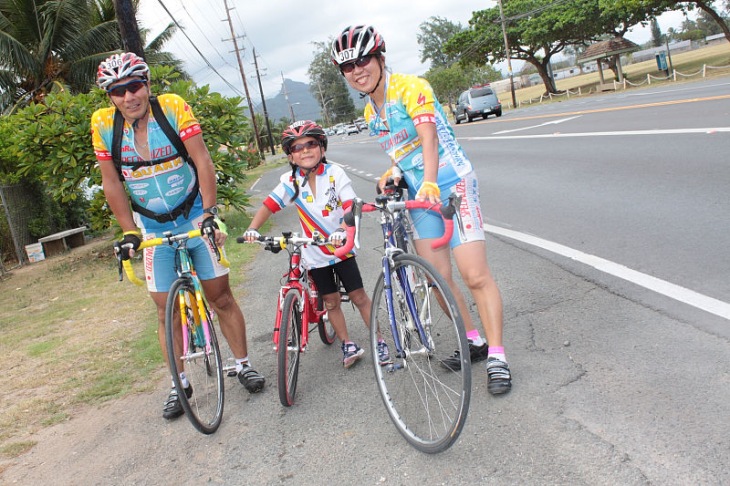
top-left (345, 124), bottom-right (359, 135)
top-left (454, 85), bottom-right (502, 124)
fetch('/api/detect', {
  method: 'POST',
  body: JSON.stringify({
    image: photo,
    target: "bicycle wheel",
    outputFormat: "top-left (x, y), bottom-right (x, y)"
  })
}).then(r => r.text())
top-left (316, 275), bottom-right (338, 345)
top-left (278, 290), bottom-right (302, 406)
top-left (370, 253), bottom-right (471, 453)
top-left (165, 278), bottom-right (224, 434)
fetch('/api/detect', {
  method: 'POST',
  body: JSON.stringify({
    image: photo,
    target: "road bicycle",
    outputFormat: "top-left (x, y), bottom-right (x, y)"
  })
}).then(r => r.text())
top-left (335, 189), bottom-right (471, 453)
top-left (236, 231), bottom-right (337, 407)
top-left (116, 229), bottom-right (226, 434)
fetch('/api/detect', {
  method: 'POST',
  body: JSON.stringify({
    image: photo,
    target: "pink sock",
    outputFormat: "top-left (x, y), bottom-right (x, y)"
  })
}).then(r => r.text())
top-left (466, 330), bottom-right (480, 341)
top-left (488, 346), bottom-right (505, 359)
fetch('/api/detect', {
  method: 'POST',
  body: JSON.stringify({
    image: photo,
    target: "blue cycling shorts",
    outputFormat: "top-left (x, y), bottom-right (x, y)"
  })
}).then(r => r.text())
top-left (142, 213), bottom-right (229, 293)
top-left (409, 171), bottom-right (485, 248)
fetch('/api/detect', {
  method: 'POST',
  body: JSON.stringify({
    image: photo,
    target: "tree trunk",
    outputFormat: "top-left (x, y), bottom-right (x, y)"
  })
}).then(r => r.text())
top-left (113, 0), bottom-right (145, 57)
top-left (532, 59), bottom-right (558, 95)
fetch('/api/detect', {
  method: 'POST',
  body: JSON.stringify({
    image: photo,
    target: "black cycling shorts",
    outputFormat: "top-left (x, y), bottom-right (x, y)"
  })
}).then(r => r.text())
top-left (308, 257), bottom-right (364, 296)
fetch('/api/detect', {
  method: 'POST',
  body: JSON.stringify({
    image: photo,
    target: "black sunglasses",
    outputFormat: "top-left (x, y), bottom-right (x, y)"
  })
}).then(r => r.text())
top-left (107, 79), bottom-right (147, 97)
top-left (340, 55), bottom-right (374, 74)
top-left (289, 140), bottom-right (320, 154)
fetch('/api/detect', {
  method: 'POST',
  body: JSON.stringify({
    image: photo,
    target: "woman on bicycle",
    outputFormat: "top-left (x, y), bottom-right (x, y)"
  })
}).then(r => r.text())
top-left (331, 25), bottom-right (511, 394)
top-left (91, 53), bottom-right (265, 421)
top-left (243, 120), bottom-right (390, 368)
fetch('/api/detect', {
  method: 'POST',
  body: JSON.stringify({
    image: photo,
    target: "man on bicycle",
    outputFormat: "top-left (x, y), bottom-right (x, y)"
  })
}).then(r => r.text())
top-left (91, 52), bottom-right (265, 420)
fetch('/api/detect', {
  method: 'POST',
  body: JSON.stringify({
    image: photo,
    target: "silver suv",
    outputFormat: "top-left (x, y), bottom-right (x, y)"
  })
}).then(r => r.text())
top-left (454, 85), bottom-right (502, 124)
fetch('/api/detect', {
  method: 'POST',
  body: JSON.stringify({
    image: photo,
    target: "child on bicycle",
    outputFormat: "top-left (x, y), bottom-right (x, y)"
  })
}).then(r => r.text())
top-left (243, 120), bottom-right (390, 368)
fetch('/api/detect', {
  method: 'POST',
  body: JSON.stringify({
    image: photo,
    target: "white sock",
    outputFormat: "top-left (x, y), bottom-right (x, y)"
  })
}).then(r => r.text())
top-left (235, 356), bottom-right (250, 372)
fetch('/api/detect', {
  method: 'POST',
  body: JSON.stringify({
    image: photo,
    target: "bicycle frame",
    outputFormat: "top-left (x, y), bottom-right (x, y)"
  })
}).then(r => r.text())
top-left (271, 244), bottom-right (324, 353)
top-left (335, 193), bottom-right (462, 359)
top-left (115, 228), bottom-right (228, 434)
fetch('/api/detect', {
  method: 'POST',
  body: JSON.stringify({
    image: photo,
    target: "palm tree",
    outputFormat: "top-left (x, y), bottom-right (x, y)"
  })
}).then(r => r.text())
top-left (0, 0), bottom-right (120, 110)
top-left (0, 0), bottom-right (186, 113)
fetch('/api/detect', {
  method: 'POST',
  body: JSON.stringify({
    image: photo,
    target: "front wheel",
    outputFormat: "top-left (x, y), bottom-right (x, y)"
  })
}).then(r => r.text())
top-left (165, 278), bottom-right (224, 434)
top-left (278, 290), bottom-right (302, 406)
top-left (370, 253), bottom-right (471, 453)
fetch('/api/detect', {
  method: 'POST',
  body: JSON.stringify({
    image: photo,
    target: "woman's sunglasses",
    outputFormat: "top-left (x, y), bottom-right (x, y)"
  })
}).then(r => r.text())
top-left (340, 55), bottom-right (373, 74)
top-left (289, 140), bottom-right (320, 154)
top-left (106, 79), bottom-right (147, 97)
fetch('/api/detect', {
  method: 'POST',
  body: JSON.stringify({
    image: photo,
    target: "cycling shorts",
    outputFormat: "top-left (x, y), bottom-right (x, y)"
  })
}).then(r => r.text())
top-left (409, 171), bottom-right (485, 248)
top-left (308, 257), bottom-right (364, 296)
top-left (142, 213), bottom-right (229, 293)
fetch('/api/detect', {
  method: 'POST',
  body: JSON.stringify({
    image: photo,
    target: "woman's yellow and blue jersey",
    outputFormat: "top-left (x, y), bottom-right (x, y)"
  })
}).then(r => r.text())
top-left (363, 72), bottom-right (473, 192)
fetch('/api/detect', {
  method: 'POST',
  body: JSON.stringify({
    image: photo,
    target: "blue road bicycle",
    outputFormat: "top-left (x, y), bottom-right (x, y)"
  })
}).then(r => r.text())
top-left (336, 189), bottom-right (471, 453)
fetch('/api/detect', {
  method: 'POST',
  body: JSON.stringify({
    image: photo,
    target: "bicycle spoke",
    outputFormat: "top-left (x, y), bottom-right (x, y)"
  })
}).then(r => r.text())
top-left (370, 254), bottom-right (470, 453)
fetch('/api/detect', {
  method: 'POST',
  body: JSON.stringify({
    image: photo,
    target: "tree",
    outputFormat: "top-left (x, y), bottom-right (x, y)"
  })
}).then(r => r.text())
top-left (651, 18), bottom-right (665, 46)
top-left (616, 1), bottom-right (730, 42)
top-left (0, 0), bottom-right (121, 111)
top-left (446, 0), bottom-right (677, 94)
top-left (424, 63), bottom-right (501, 110)
top-left (417, 16), bottom-right (464, 68)
top-left (307, 41), bottom-right (356, 125)
top-left (446, 0), bottom-right (601, 94)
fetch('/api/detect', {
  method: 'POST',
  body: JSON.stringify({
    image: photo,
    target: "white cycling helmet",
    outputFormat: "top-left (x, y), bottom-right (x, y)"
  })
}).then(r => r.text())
top-left (96, 52), bottom-right (150, 89)
top-left (331, 25), bottom-right (386, 66)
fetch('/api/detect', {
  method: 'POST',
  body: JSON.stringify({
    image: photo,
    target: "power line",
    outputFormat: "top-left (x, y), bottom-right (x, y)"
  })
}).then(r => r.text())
top-left (155, 0), bottom-right (244, 97)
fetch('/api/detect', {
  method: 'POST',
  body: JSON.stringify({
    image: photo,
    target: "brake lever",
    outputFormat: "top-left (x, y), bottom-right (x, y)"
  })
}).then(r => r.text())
top-left (450, 194), bottom-right (466, 241)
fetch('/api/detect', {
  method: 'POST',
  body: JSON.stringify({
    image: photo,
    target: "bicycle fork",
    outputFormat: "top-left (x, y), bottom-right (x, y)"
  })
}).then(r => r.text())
top-left (383, 257), bottom-right (433, 369)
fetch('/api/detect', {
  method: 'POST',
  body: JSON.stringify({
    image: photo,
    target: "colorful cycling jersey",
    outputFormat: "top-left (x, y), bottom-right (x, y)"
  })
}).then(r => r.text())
top-left (91, 93), bottom-right (203, 231)
top-left (364, 72), bottom-right (473, 191)
top-left (262, 163), bottom-right (356, 269)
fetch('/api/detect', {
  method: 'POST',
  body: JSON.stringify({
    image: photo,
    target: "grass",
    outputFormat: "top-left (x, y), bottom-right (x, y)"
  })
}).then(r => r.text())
top-left (497, 42), bottom-right (730, 108)
top-left (0, 156), bottom-right (288, 465)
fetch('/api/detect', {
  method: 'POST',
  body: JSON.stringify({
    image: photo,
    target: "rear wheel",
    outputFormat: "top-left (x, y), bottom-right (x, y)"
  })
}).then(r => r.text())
top-left (165, 278), bottom-right (224, 434)
top-left (370, 254), bottom-right (470, 453)
top-left (278, 290), bottom-right (302, 406)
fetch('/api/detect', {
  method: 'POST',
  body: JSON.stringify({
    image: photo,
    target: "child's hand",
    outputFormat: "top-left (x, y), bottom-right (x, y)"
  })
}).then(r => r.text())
top-left (328, 228), bottom-right (346, 247)
top-left (242, 228), bottom-right (261, 243)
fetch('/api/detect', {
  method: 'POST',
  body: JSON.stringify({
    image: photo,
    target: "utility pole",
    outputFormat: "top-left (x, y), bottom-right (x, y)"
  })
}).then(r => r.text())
top-left (113, 0), bottom-right (145, 57)
top-left (253, 48), bottom-right (275, 155)
top-left (498, 0), bottom-right (517, 109)
top-left (281, 72), bottom-right (296, 122)
top-left (223, 0), bottom-right (262, 158)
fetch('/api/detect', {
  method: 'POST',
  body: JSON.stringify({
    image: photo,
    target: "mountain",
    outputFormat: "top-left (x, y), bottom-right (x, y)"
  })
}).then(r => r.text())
top-left (254, 79), bottom-right (366, 125)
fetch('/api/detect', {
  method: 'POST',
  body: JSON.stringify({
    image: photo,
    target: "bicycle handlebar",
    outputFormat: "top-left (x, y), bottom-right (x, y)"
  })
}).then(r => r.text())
top-left (235, 231), bottom-right (328, 254)
top-left (333, 194), bottom-right (462, 259)
top-left (116, 229), bottom-right (230, 286)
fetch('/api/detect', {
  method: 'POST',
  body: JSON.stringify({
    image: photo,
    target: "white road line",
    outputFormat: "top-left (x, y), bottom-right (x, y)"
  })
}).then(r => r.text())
top-left (463, 127), bottom-right (730, 140)
top-left (492, 116), bottom-right (582, 135)
top-left (485, 223), bottom-right (730, 321)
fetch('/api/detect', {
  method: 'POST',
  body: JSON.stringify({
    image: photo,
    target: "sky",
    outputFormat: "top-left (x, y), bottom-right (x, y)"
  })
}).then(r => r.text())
top-left (136, 0), bottom-right (691, 102)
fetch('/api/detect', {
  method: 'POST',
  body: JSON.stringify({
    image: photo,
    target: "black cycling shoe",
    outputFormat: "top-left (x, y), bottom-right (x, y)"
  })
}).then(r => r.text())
top-left (162, 385), bottom-right (193, 420)
top-left (238, 365), bottom-right (265, 393)
top-left (486, 358), bottom-right (512, 395)
top-left (440, 341), bottom-right (488, 371)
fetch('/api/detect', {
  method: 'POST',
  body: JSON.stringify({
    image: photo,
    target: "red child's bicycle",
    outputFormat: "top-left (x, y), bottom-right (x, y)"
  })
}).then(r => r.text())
top-left (237, 231), bottom-right (339, 406)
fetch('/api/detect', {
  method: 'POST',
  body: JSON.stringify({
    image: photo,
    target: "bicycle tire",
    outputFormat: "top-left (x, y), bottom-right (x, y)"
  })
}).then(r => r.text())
top-left (318, 311), bottom-right (336, 345)
top-left (165, 278), bottom-right (224, 434)
top-left (369, 253), bottom-right (471, 453)
top-left (316, 275), bottom-right (338, 345)
top-left (278, 290), bottom-right (302, 406)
